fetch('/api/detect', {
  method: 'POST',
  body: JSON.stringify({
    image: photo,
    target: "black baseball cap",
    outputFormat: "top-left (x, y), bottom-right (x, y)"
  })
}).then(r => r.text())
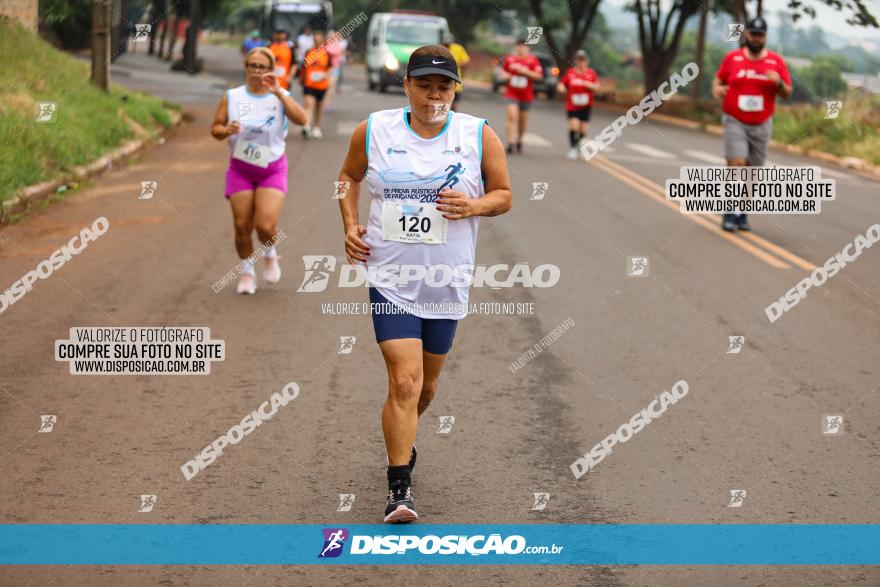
top-left (406, 53), bottom-right (461, 82)
top-left (747, 17), bottom-right (767, 33)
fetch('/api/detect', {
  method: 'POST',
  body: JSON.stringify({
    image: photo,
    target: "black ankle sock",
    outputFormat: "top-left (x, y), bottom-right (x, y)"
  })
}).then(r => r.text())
top-left (569, 130), bottom-right (579, 147)
top-left (387, 464), bottom-right (411, 485)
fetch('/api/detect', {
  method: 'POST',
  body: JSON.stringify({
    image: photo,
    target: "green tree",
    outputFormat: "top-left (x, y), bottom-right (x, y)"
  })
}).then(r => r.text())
top-left (39, 0), bottom-right (92, 49)
top-left (628, 0), bottom-right (702, 92)
top-left (793, 58), bottom-right (848, 103)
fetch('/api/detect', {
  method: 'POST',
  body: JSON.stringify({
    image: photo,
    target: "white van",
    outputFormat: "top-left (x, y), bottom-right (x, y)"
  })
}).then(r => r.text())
top-left (365, 12), bottom-right (451, 92)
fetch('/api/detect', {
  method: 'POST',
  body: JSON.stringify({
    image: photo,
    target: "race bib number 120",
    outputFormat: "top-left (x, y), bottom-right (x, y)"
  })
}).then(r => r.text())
top-left (381, 201), bottom-right (447, 244)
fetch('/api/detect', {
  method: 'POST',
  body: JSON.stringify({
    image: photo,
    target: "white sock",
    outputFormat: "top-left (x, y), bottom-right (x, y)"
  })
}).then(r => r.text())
top-left (265, 245), bottom-right (277, 258)
top-left (240, 257), bottom-right (255, 275)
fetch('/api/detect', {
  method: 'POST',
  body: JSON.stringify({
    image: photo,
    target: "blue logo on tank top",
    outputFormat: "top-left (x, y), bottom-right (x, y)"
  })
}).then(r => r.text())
top-left (378, 163), bottom-right (466, 203)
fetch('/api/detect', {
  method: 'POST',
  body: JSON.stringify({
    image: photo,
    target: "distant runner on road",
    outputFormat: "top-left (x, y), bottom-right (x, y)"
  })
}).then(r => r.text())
top-left (556, 49), bottom-right (599, 160)
top-left (336, 44), bottom-right (512, 524)
top-left (499, 39), bottom-right (543, 155)
top-left (268, 29), bottom-right (293, 90)
top-left (301, 30), bottom-right (331, 139)
top-left (443, 33), bottom-right (470, 111)
top-left (210, 47), bottom-right (308, 295)
top-left (712, 16), bottom-right (792, 232)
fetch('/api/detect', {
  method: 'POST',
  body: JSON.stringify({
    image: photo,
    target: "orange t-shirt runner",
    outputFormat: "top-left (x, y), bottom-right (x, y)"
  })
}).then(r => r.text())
top-left (269, 42), bottom-right (293, 90)
top-left (302, 48), bottom-right (330, 91)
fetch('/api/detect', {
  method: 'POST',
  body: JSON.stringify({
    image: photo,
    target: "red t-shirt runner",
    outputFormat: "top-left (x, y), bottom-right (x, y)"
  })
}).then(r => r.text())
top-left (502, 54), bottom-right (543, 103)
top-left (560, 67), bottom-right (598, 111)
top-left (716, 47), bottom-right (791, 125)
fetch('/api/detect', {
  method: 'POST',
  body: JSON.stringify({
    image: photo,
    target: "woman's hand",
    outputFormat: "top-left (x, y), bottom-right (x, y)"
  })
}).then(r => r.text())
top-left (345, 224), bottom-right (370, 264)
top-left (436, 190), bottom-right (480, 220)
top-left (224, 121), bottom-right (242, 137)
top-left (262, 72), bottom-right (282, 94)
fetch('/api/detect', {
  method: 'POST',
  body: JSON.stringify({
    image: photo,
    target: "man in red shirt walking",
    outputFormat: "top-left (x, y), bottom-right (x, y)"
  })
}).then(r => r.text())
top-left (557, 50), bottom-right (600, 160)
top-left (712, 17), bottom-right (793, 232)
top-left (499, 39), bottom-right (544, 154)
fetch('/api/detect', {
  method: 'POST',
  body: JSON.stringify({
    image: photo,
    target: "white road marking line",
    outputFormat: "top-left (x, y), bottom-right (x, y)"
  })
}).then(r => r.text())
top-left (683, 149), bottom-right (727, 165)
top-left (627, 142), bottom-right (675, 159)
top-left (818, 167), bottom-right (850, 180)
top-left (602, 154), bottom-right (697, 167)
top-left (521, 132), bottom-right (552, 147)
top-left (336, 121), bottom-right (360, 135)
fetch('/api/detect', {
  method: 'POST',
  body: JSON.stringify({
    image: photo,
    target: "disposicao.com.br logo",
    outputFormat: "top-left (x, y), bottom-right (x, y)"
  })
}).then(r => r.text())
top-left (317, 528), bottom-right (563, 558)
top-left (297, 256), bottom-right (560, 292)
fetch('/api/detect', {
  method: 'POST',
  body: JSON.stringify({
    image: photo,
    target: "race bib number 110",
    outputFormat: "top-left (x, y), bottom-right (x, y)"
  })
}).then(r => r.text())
top-left (381, 201), bottom-right (447, 244)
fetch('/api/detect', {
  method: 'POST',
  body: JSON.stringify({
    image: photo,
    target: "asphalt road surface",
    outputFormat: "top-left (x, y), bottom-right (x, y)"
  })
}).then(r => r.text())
top-left (1, 44), bottom-right (878, 586)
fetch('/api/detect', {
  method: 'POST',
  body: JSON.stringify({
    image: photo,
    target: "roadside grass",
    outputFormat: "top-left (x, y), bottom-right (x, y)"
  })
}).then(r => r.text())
top-left (603, 81), bottom-right (880, 165)
top-left (0, 16), bottom-right (177, 201)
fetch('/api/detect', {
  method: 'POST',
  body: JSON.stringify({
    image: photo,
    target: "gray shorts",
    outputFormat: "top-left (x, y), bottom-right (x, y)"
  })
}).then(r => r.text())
top-left (722, 113), bottom-right (772, 166)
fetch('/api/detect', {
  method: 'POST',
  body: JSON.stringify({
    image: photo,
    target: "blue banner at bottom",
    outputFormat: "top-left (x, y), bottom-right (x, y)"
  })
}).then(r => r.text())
top-left (0, 524), bottom-right (877, 565)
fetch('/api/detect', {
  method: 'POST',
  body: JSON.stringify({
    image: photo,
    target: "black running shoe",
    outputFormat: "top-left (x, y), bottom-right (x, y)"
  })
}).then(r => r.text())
top-left (516, 142), bottom-right (523, 154)
top-left (721, 214), bottom-right (737, 232)
top-left (384, 481), bottom-right (418, 523)
top-left (506, 144), bottom-right (514, 155)
top-left (409, 445), bottom-right (417, 472)
top-left (736, 214), bottom-right (751, 231)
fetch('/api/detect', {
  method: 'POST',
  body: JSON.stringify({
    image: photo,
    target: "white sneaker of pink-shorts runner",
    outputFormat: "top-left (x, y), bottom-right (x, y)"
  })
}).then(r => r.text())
top-left (237, 273), bottom-right (257, 295)
top-left (262, 255), bottom-right (282, 283)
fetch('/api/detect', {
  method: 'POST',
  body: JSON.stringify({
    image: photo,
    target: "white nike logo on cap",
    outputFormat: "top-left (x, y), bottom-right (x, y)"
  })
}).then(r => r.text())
top-left (432, 59), bottom-right (445, 64)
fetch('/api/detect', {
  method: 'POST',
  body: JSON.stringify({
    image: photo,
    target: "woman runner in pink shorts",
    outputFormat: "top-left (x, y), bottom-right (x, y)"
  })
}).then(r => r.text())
top-left (211, 47), bottom-right (308, 294)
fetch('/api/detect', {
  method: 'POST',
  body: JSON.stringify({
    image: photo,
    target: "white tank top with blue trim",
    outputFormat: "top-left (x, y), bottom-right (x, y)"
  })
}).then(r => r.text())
top-left (226, 85), bottom-right (289, 165)
top-left (364, 107), bottom-right (487, 320)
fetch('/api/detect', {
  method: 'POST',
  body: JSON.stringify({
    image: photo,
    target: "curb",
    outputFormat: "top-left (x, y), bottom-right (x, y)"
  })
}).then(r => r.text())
top-left (589, 98), bottom-right (880, 180)
top-left (1, 110), bottom-right (183, 224)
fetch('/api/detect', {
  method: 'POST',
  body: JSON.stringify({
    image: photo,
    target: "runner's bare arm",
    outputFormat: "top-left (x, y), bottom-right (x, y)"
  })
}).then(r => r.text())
top-left (210, 94), bottom-right (240, 140)
top-left (338, 120), bottom-right (370, 264)
top-left (437, 124), bottom-right (511, 220)
top-left (766, 70), bottom-right (793, 99)
top-left (711, 75), bottom-right (728, 99)
top-left (275, 90), bottom-right (309, 126)
top-left (525, 64), bottom-right (544, 81)
top-left (476, 124), bottom-right (512, 216)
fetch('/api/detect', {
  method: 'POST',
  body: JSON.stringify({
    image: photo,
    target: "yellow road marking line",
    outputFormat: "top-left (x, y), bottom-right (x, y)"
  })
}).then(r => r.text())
top-left (591, 155), bottom-right (791, 269)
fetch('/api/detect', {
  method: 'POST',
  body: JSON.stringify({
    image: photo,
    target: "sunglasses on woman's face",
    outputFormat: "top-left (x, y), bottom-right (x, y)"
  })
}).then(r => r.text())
top-left (246, 63), bottom-right (271, 71)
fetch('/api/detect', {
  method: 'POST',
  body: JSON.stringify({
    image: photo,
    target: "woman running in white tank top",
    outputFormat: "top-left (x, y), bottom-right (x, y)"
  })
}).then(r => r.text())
top-left (336, 45), bottom-right (512, 524)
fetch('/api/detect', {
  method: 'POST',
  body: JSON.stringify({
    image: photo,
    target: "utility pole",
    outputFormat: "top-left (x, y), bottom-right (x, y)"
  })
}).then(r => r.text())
top-left (91, 0), bottom-right (111, 90)
top-left (691, 0), bottom-right (709, 107)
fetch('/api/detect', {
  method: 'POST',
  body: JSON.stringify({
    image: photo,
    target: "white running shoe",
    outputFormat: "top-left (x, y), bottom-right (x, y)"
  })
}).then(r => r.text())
top-left (567, 148), bottom-right (578, 160)
top-left (312, 127), bottom-right (323, 139)
top-left (262, 255), bottom-right (281, 284)
top-left (236, 273), bottom-right (257, 295)
top-left (302, 126), bottom-right (311, 139)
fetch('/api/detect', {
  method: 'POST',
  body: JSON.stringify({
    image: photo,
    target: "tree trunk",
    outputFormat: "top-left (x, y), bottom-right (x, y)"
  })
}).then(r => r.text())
top-left (90, 0), bottom-right (111, 91)
top-left (732, 0), bottom-right (747, 23)
top-left (183, 0), bottom-right (200, 73)
top-left (147, 4), bottom-right (156, 55)
top-left (642, 52), bottom-right (671, 95)
top-left (528, 0), bottom-right (602, 70)
top-left (691, 0), bottom-right (708, 106)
